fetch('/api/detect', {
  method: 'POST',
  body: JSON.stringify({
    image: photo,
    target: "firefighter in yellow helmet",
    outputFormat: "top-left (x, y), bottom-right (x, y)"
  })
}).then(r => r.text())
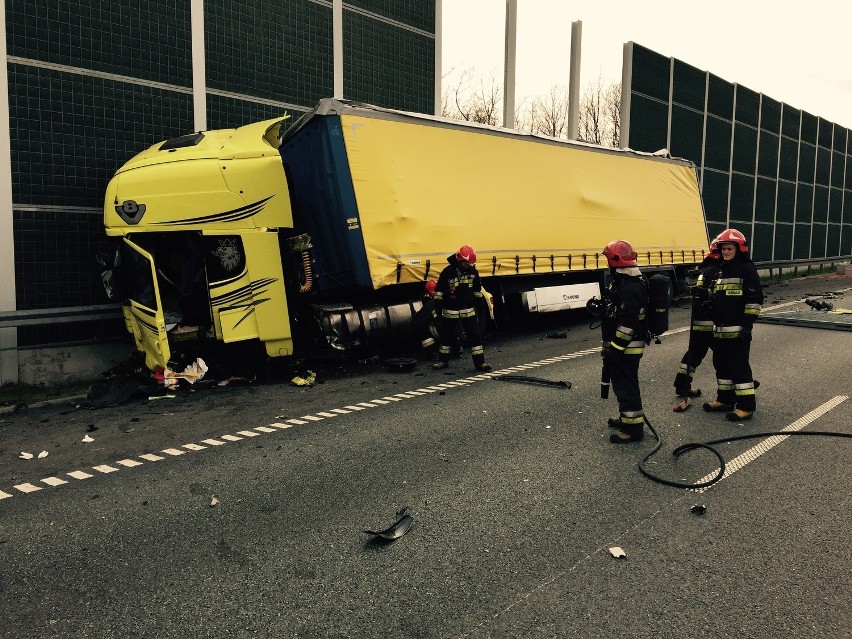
top-left (600, 240), bottom-right (648, 443)
top-left (432, 245), bottom-right (492, 372)
top-left (702, 228), bottom-right (763, 421)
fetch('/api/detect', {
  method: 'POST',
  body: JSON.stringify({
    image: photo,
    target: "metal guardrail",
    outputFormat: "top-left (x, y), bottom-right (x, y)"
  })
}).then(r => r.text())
top-left (0, 256), bottom-right (849, 330)
top-left (0, 304), bottom-right (123, 329)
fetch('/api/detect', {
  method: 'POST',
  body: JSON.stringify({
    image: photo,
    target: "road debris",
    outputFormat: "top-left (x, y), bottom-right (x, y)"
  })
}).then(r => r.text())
top-left (364, 506), bottom-right (414, 541)
top-left (82, 434), bottom-right (94, 443)
top-left (608, 546), bottom-right (627, 559)
top-left (19, 452), bottom-right (33, 460)
top-left (291, 371), bottom-right (317, 387)
top-left (495, 375), bottom-right (571, 389)
top-left (691, 504), bottom-right (707, 515)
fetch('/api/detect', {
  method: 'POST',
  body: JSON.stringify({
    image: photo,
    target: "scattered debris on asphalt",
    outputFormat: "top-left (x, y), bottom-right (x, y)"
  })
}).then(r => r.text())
top-left (691, 504), bottom-right (707, 515)
top-left (291, 371), bottom-right (317, 387)
top-left (364, 506), bottom-right (414, 541)
top-left (19, 452), bottom-right (33, 460)
top-left (82, 434), bottom-right (94, 443)
top-left (608, 546), bottom-right (627, 559)
top-left (209, 496), bottom-right (219, 507)
top-left (495, 375), bottom-right (571, 389)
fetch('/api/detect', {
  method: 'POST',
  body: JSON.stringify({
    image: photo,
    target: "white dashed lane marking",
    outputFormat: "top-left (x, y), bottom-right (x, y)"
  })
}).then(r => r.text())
top-left (8, 345), bottom-right (835, 504)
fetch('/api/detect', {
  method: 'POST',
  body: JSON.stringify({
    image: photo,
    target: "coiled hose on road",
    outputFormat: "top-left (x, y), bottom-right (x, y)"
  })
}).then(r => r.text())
top-left (638, 416), bottom-right (852, 489)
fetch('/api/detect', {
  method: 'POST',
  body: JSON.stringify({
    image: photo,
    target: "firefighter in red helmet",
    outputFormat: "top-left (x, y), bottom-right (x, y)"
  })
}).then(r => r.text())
top-left (702, 228), bottom-right (763, 421)
top-left (673, 241), bottom-right (721, 399)
top-left (600, 240), bottom-right (649, 443)
top-left (432, 245), bottom-right (492, 372)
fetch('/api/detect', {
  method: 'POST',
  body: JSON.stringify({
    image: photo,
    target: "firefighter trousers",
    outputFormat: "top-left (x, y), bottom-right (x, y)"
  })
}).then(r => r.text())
top-left (674, 330), bottom-right (713, 392)
top-left (711, 337), bottom-right (756, 411)
top-left (437, 314), bottom-right (485, 366)
top-left (609, 353), bottom-right (644, 426)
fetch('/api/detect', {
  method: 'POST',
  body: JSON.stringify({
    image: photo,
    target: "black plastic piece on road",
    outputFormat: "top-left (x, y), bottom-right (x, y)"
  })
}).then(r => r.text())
top-left (495, 375), bottom-right (571, 389)
top-left (363, 507), bottom-right (414, 541)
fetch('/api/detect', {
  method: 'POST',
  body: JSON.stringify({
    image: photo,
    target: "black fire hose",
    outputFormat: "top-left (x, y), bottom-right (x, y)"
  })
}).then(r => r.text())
top-left (638, 416), bottom-right (852, 490)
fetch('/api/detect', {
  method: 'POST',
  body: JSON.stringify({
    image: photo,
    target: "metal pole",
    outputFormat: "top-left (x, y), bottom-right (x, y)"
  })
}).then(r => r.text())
top-left (567, 20), bottom-right (581, 140)
top-left (190, 0), bottom-right (207, 131)
top-left (333, 0), bottom-right (343, 98)
top-left (0, 0), bottom-right (19, 383)
top-left (434, 0), bottom-right (442, 116)
top-left (503, 0), bottom-right (517, 129)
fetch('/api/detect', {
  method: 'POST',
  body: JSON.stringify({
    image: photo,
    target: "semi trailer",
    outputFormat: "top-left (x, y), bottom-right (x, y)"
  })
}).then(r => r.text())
top-left (102, 98), bottom-right (709, 372)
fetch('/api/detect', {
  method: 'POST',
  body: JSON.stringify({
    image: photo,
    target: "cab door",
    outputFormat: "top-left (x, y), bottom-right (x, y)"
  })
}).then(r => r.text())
top-left (120, 237), bottom-right (171, 370)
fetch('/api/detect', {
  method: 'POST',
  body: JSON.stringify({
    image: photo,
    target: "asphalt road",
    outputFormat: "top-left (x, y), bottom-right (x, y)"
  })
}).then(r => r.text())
top-left (1, 273), bottom-right (850, 639)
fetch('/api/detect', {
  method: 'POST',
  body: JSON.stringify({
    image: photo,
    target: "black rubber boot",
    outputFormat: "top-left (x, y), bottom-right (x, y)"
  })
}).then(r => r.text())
top-left (610, 423), bottom-right (644, 443)
top-left (676, 388), bottom-right (702, 398)
top-left (702, 401), bottom-right (731, 412)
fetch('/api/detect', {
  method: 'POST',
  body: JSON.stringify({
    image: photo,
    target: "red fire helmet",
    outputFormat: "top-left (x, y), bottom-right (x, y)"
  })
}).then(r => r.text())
top-left (602, 240), bottom-right (638, 267)
top-left (456, 245), bottom-right (477, 265)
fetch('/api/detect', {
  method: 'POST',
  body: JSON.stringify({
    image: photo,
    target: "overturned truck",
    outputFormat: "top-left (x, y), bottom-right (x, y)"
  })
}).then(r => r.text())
top-left (103, 98), bottom-right (709, 371)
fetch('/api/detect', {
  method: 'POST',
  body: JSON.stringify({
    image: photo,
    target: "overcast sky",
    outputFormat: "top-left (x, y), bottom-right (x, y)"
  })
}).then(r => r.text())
top-left (441, 0), bottom-right (852, 131)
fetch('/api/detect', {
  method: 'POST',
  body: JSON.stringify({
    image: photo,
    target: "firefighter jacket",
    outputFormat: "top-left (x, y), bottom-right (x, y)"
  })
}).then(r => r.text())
top-left (434, 255), bottom-right (484, 319)
top-left (602, 270), bottom-right (648, 356)
top-left (710, 254), bottom-right (763, 339)
top-left (689, 256), bottom-right (721, 333)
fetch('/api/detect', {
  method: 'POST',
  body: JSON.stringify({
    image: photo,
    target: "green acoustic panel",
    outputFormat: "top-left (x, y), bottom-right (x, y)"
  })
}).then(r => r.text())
top-left (730, 173), bottom-right (755, 220)
top-left (776, 180), bottom-right (796, 223)
top-left (760, 96), bottom-right (781, 134)
top-left (631, 44), bottom-right (671, 101)
top-left (834, 127), bottom-right (848, 153)
top-left (829, 188), bottom-right (843, 224)
top-left (842, 225), bottom-right (852, 255)
top-left (707, 73), bottom-right (734, 120)
top-left (779, 137), bottom-right (799, 182)
top-left (773, 223), bottom-right (794, 261)
top-left (344, 12), bottom-right (434, 112)
top-left (755, 177), bottom-right (776, 223)
top-left (206, 94), bottom-right (300, 131)
top-left (831, 151), bottom-right (846, 189)
top-left (672, 59), bottom-right (706, 111)
top-left (732, 123), bottom-right (757, 174)
top-left (818, 118), bottom-right (833, 149)
top-left (793, 224), bottom-right (812, 259)
top-left (758, 131), bottom-right (779, 178)
top-left (810, 223), bottom-right (827, 258)
top-left (701, 170), bottom-right (729, 223)
top-left (751, 222), bottom-right (774, 262)
top-left (627, 94), bottom-right (668, 152)
top-left (206, 0), bottom-right (333, 104)
top-left (795, 183), bottom-right (814, 224)
top-left (826, 224), bottom-right (841, 257)
top-left (815, 147), bottom-right (831, 186)
top-left (847, 156), bottom-right (852, 190)
top-left (670, 105), bottom-right (703, 165)
top-left (812, 186), bottom-right (829, 224)
top-left (797, 143), bottom-right (816, 184)
top-left (347, 1), bottom-right (435, 32)
top-left (781, 104), bottom-right (800, 140)
top-left (800, 111), bottom-right (818, 144)
top-left (734, 85), bottom-right (760, 128)
top-left (704, 116), bottom-right (732, 171)
top-left (6, 0), bottom-right (192, 86)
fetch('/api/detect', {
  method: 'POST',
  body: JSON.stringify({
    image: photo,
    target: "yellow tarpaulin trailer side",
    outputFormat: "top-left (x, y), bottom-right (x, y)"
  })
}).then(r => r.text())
top-left (337, 111), bottom-right (708, 287)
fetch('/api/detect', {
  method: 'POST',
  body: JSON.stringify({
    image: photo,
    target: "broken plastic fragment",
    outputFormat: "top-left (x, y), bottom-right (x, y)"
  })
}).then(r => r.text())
top-left (364, 508), bottom-right (414, 541)
top-left (209, 496), bottom-right (219, 507)
top-left (19, 452), bottom-right (34, 460)
top-left (291, 371), bottom-right (317, 387)
top-left (691, 504), bottom-right (707, 515)
top-left (608, 546), bottom-right (627, 558)
top-left (82, 434), bottom-right (94, 443)
top-left (37, 451), bottom-right (48, 459)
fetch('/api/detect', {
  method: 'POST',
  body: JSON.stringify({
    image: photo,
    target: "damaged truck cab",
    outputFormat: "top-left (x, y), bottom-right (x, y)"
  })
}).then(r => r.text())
top-left (103, 119), bottom-right (296, 371)
top-left (104, 98), bottom-right (710, 372)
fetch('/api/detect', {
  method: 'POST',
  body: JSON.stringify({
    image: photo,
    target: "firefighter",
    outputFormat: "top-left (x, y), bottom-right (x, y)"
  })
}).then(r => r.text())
top-left (432, 245), bottom-right (492, 372)
top-left (673, 244), bottom-right (721, 397)
top-left (702, 228), bottom-right (763, 421)
top-left (414, 279), bottom-right (462, 359)
top-left (600, 240), bottom-right (649, 443)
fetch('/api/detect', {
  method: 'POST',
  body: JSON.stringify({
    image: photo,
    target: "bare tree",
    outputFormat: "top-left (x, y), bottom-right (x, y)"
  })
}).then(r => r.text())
top-left (442, 67), bottom-right (503, 126)
top-left (578, 73), bottom-right (621, 147)
top-left (528, 84), bottom-right (570, 138)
